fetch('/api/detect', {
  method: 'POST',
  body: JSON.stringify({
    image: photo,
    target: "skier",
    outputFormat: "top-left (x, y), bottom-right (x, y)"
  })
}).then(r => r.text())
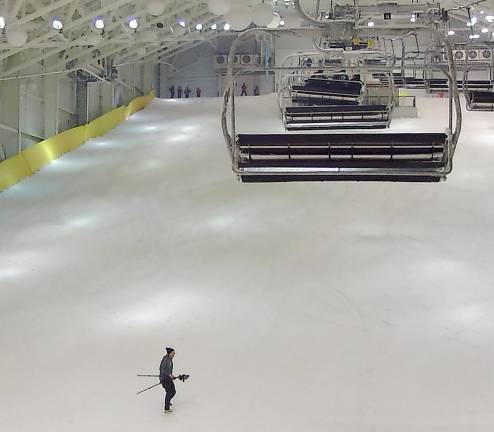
top-left (241, 82), bottom-right (247, 96)
top-left (160, 347), bottom-right (177, 413)
top-left (177, 85), bottom-right (183, 98)
top-left (184, 86), bottom-right (192, 98)
top-left (254, 86), bottom-right (260, 96)
top-left (169, 85), bottom-right (175, 98)
top-left (196, 87), bottom-right (202, 97)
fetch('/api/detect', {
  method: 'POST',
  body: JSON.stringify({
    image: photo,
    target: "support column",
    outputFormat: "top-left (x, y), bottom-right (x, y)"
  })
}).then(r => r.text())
top-left (102, 82), bottom-right (113, 113)
top-left (76, 79), bottom-right (88, 126)
top-left (153, 63), bottom-right (161, 97)
top-left (43, 74), bottom-right (58, 137)
top-left (0, 79), bottom-right (21, 157)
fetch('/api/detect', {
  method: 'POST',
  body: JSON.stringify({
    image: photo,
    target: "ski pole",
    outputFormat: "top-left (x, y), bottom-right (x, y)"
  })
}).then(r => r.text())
top-left (137, 374), bottom-right (160, 378)
top-left (136, 382), bottom-right (161, 395)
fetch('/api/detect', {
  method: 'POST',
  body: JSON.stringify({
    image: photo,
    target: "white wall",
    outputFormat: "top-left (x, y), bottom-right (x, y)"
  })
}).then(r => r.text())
top-left (0, 58), bottom-right (158, 161)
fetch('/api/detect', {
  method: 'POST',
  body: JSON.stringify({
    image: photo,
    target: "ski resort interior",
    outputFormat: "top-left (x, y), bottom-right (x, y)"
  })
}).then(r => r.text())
top-left (2, 0), bottom-right (494, 431)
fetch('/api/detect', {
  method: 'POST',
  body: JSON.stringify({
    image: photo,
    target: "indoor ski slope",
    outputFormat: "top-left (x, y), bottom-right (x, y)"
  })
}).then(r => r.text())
top-left (1, 94), bottom-right (494, 432)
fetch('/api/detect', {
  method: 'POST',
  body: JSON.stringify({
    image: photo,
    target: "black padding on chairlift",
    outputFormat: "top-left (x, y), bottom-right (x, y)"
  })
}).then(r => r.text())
top-left (291, 97), bottom-right (359, 106)
top-left (285, 104), bottom-right (388, 114)
top-left (237, 133), bottom-right (447, 147)
top-left (466, 90), bottom-right (494, 103)
top-left (240, 174), bottom-right (442, 183)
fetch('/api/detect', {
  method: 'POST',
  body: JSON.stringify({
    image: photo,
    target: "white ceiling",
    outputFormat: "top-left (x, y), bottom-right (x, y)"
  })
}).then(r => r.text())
top-left (0, 0), bottom-right (491, 78)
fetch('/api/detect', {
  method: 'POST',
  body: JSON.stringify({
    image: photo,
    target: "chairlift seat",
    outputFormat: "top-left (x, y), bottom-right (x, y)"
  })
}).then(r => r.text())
top-left (292, 78), bottom-right (363, 99)
top-left (291, 96), bottom-right (359, 106)
top-left (284, 104), bottom-right (390, 130)
top-left (465, 90), bottom-right (494, 110)
top-left (236, 132), bottom-right (448, 182)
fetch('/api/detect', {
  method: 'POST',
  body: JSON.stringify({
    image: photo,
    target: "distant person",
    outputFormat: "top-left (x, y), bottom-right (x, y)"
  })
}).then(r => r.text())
top-left (184, 86), bottom-right (192, 98)
top-left (177, 85), bottom-right (183, 98)
top-left (169, 85), bottom-right (175, 98)
top-left (254, 86), bottom-right (260, 96)
top-left (241, 82), bottom-right (247, 96)
top-left (160, 347), bottom-right (177, 413)
top-left (196, 87), bottom-right (202, 97)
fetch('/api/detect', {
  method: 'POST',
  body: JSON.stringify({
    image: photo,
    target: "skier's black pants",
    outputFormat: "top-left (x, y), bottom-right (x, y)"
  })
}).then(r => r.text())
top-left (162, 378), bottom-right (176, 410)
top-left (241, 91), bottom-right (247, 96)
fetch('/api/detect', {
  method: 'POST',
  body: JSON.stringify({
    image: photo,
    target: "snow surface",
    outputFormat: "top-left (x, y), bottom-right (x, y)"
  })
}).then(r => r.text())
top-left (1, 94), bottom-right (494, 432)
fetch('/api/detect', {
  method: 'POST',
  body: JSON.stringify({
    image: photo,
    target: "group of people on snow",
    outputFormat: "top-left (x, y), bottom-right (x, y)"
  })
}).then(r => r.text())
top-left (168, 83), bottom-right (260, 99)
top-left (168, 85), bottom-right (201, 99)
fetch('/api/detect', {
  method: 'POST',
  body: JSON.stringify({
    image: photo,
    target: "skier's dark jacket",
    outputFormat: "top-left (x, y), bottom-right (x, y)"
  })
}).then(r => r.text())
top-left (160, 356), bottom-right (173, 382)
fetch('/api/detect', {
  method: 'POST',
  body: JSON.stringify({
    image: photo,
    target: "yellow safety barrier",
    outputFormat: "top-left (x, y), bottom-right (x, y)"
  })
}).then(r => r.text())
top-left (23, 126), bottom-right (86, 173)
top-left (0, 90), bottom-right (155, 192)
top-left (0, 153), bottom-right (31, 191)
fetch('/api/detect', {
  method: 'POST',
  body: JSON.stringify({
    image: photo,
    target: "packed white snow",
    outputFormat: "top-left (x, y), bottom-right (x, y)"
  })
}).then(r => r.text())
top-left (1, 94), bottom-right (494, 432)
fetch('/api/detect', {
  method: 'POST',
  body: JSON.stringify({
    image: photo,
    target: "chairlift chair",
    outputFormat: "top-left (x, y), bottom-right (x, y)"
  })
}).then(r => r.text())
top-left (222, 25), bottom-right (461, 183)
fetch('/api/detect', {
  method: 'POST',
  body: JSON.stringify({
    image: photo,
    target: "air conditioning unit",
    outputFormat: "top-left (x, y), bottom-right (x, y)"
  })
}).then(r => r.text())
top-left (453, 49), bottom-right (465, 62)
top-left (214, 54), bottom-right (241, 68)
top-left (214, 55), bottom-right (228, 67)
top-left (240, 54), bottom-right (258, 65)
top-left (480, 49), bottom-right (492, 61)
top-left (467, 49), bottom-right (480, 62)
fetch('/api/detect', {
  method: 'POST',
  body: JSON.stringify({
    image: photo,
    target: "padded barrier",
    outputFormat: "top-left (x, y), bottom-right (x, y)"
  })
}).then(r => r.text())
top-left (23, 126), bottom-right (86, 173)
top-left (0, 153), bottom-right (32, 191)
top-left (0, 89), bottom-right (155, 192)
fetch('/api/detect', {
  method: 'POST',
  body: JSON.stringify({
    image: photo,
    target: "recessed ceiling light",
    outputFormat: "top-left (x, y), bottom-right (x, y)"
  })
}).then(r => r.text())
top-left (224, 23), bottom-right (231, 31)
top-left (94, 18), bottom-right (105, 29)
top-left (367, 20), bottom-right (375, 27)
top-left (210, 23), bottom-right (217, 30)
top-left (52, 17), bottom-right (63, 30)
top-left (448, 30), bottom-right (455, 35)
top-left (128, 18), bottom-right (138, 29)
top-left (195, 23), bottom-right (203, 30)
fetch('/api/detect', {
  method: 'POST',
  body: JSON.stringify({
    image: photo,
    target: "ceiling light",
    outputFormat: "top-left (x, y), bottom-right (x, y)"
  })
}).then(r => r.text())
top-left (280, 20), bottom-right (285, 26)
top-left (94, 18), bottom-right (105, 29)
top-left (195, 23), bottom-right (203, 30)
top-left (481, 10), bottom-right (485, 14)
top-left (410, 15), bottom-right (416, 23)
top-left (128, 18), bottom-right (138, 29)
top-left (471, 16), bottom-right (478, 25)
top-left (448, 30), bottom-right (455, 35)
top-left (486, 15), bottom-right (494, 22)
top-left (210, 23), bottom-right (217, 30)
top-left (224, 23), bottom-right (231, 31)
top-left (178, 20), bottom-right (186, 27)
top-left (51, 17), bottom-right (63, 30)
top-left (0, 16), bottom-right (5, 29)
top-left (469, 34), bottom-right (480, 39)
top-left (367, 20), bottom-right (375, 27)
top-left (482, 27), bottom-right (489, 33)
